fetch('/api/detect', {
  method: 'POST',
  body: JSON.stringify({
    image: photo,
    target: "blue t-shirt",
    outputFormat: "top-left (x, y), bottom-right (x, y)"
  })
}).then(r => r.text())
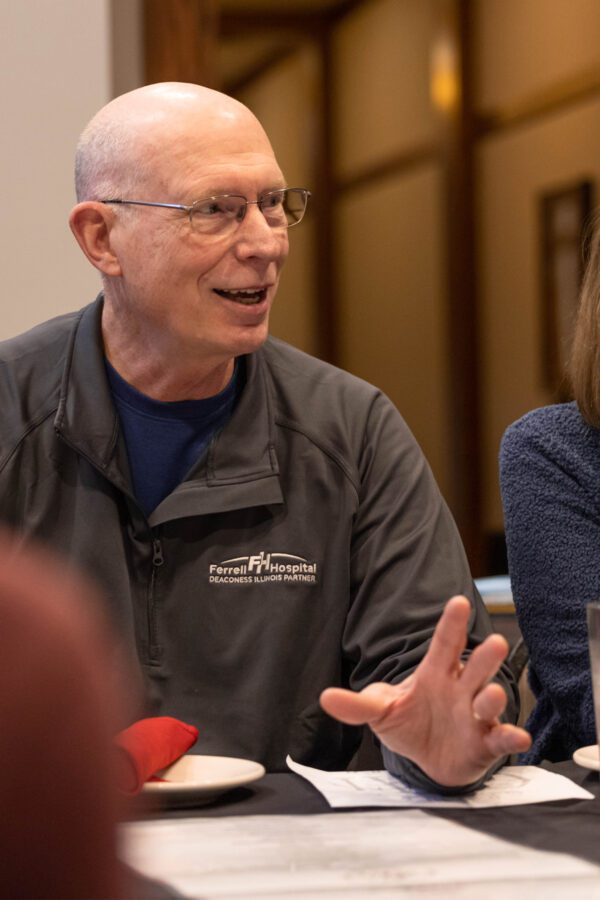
top-left (105, 359), bottom-right (242, 517)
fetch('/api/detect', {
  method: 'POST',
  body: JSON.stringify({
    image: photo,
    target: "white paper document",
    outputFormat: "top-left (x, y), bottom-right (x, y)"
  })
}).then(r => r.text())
top-left (286, 756), bottom-right (594, 808)
top-left (124, 809), bottom-right (600, 899)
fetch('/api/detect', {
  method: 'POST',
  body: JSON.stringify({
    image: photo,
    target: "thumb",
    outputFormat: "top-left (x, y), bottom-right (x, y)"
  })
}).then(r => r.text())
top-left (320, 684), bottom-right (397, 726)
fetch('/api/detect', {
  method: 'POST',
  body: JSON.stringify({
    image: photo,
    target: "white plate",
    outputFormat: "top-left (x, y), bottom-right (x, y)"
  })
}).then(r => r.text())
top-left (141, 754), bottom-right (265, 808)
top-left (573, 744), bottom-right (600, 771)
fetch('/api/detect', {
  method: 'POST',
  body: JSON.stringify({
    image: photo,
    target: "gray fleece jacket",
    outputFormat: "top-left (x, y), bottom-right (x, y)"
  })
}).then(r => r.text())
top-left (0, 295), bottom-right (516, 781)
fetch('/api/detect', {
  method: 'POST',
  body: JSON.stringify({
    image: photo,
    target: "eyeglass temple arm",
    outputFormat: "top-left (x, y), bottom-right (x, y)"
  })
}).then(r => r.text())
top-left (100, 199), bottom-right (190, 211)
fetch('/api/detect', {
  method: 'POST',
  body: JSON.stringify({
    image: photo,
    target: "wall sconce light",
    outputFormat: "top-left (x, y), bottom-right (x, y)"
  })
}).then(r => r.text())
top-left (430, 35), bottom-right (460, 114)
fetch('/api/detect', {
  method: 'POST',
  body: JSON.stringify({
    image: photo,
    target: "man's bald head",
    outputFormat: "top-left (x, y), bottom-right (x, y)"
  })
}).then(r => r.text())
top-left (74, 82), bottom-right (271, 202)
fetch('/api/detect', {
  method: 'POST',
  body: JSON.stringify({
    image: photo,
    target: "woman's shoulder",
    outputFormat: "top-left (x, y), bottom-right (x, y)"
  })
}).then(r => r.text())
top-left (501, 401), bottom-right (600, 476)
top-left (503, 401), bottom-right (596, 447)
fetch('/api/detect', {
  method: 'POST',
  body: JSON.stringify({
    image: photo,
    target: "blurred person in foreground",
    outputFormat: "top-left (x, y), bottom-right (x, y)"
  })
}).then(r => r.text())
top-left (0, 82), bottom-right (529, 791)
top-left (501, 216), bottom-right (600, 763)
top-left (0, 536), bottom-right (122, 899)
top-left (0, 537), bottom-right (179, 900)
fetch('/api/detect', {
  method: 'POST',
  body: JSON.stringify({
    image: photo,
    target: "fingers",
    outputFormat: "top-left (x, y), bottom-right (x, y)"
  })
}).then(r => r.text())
top-left (319, 594), bottom-right (527, 785)
top-left (484, 722), bottom-right (532, 758)
top-left (320, 683), bottom-right (398, 726)
top-left (473, 682), bottom-right (531, 760)
top-left (422, 595), bottom-right (471, 676)
top-left (460, 633), bottom-right (509, 695)
top-left (472, 682), bottom-right (507, 722)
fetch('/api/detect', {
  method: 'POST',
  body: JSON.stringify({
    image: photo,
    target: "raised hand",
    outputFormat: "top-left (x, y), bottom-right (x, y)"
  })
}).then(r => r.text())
top-left (320, 596), bottom-right (531, 787)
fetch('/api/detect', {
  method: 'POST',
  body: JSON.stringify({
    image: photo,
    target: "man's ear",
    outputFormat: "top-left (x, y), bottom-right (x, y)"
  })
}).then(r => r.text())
top-left (69, 203), bottom-right (122, 276)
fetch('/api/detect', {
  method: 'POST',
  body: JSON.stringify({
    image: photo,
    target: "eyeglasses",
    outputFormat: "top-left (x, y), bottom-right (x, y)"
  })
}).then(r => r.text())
top-left (99, 188), bottom-right (310, 235)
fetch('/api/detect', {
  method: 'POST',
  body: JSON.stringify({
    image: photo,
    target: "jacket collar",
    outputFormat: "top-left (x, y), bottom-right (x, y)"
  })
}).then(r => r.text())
top-left (54, 295), bottom-right (283, 522)
top-left (54, 297), bottom-right (126, 484)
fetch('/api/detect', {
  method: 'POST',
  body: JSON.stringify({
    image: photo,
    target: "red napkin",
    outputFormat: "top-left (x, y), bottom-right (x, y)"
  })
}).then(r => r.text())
top-left (114, 716), bottom-right (199, 794)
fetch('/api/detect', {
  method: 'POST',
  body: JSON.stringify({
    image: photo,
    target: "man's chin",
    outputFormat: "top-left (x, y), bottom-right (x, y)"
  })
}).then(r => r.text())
top-left (229, 321), bottom-right (270, 357)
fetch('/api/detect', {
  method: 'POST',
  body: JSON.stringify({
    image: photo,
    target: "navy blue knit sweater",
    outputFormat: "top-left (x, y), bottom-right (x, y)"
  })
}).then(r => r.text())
top-left (500, 402), bottom-right (600, 763)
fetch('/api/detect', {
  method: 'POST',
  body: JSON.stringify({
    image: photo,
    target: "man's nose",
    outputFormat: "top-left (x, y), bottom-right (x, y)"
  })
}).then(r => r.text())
top-left (233, 204), bottom-right (287, 260)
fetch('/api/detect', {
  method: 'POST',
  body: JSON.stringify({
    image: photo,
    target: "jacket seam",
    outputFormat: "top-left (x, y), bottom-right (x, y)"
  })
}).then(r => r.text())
top-left (184, 468), bottom-right (280, 488)
top-left (274, 415), bottom-right (360, 498)
top-left (0, 406), bottom-right (59, 474)
top-left (54, 307), bottom-right (86, 432)
top-left (55, 302), bottom-right (120, 470)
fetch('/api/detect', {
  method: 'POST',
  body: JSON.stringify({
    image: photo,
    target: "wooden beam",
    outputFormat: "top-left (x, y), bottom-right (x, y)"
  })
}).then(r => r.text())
top-left (221, 0), bottom-right (366, 35)
top-left (476, 67), bottom-right (600, 137)
top-left (224, 42), bottom-right (301, 96)
top-left (313, 28), bottom-right (338, 365)
top-left (220, 10), bottom-right (323, 35)
top-left (144, 0), bottom-right (220, 88)
top-left (326, 0), bottom-right (368, 24)
top-left (335, 143), bottom-right (440, 194)
top-left (433, 0), bottom-right (483, 573)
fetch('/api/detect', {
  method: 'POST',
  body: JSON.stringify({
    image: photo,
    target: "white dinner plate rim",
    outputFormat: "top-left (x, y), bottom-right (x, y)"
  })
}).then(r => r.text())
top-left (142, 754), bottom-right (265, 795)
top-left (572, 743), bottom-right (600, 771)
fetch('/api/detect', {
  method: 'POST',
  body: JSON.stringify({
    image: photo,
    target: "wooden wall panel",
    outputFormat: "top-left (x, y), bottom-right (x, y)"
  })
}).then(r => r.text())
top-left (333, 0), bottom-right (438, 180)
top-left (144, 0), bottom-right (219, 87)
top-left (478, 96), bottom-right (600, 532)
top-left (474, 0), bottom-right (600, 113)
top-left (336, 165), bottom-right (450, 500)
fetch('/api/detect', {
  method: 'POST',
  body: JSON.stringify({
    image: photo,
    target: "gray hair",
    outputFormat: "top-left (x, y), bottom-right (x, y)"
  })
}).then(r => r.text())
top-left (74, 116), bottom-right (149, 202)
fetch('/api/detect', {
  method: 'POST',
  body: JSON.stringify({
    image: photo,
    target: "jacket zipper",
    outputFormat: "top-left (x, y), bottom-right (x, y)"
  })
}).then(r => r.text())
top-left (147, 536), bottom-right (164, 663)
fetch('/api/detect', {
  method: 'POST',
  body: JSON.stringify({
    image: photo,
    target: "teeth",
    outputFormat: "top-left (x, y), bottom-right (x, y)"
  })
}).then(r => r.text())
top-left (214, 286), bottom-right (265, 303)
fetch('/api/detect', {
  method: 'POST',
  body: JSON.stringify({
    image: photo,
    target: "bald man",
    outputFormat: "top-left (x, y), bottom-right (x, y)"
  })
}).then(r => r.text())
top-left (0, 83), bottom-right (530, 790)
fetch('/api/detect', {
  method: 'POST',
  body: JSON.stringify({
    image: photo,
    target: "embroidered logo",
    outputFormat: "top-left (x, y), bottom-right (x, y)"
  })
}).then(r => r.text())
top-left (209, 551), bottom-right (318, 585)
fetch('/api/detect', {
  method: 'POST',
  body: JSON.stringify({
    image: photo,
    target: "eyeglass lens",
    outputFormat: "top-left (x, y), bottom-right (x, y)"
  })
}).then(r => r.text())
top-left (189, 189), bottom-right (308, 234)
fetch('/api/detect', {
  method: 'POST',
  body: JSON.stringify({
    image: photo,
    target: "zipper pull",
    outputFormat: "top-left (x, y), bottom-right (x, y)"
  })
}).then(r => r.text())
top-left (152, 538), bottom-right (164, 567)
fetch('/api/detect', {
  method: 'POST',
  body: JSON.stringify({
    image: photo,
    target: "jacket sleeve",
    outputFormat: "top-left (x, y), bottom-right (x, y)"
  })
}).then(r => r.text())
top-left (500, 414), bottom-right (597, 751)
top-left (382, 750), bottom-right (504, 795)
top-left (343, 391), bottom-right (518, 788)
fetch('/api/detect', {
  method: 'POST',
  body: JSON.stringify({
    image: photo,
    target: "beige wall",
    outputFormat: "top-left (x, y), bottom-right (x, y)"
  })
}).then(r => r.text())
top-left (0, 0), bottom-right (114, 340)
top-left (111, 0), bottom-right (144, 98)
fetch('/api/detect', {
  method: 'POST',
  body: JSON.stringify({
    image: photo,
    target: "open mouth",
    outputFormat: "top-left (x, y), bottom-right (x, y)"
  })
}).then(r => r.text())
top-left (213, 287), bottom-right (267, 304)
